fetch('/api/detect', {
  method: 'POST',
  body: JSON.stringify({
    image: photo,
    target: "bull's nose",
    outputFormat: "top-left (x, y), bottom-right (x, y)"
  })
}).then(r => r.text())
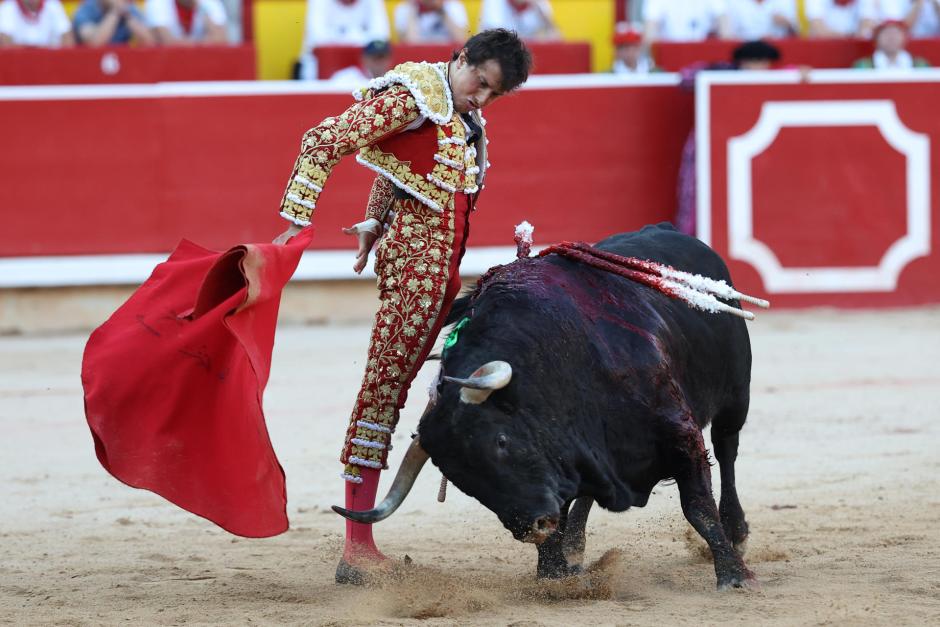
top-left (534, 515), bottom-right (558, 534)
top-left (521, 515), bottom-right (559, 544)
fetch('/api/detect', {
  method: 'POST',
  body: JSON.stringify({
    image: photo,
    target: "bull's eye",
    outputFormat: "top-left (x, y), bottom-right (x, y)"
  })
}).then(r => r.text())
top-left (428, 368), bottom-right (444, 404)
top-left (496, 433), bottom-right (509, 450)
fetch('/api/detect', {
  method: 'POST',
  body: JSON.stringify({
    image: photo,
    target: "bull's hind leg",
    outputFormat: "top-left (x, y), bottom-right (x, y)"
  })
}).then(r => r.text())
top-left (674, 417), bottom-right (756, 590)
top-left (536, 497), bottom-right (593, 579)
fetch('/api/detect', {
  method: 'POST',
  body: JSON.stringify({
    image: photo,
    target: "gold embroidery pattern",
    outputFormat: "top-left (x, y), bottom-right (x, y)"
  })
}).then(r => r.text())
top-left (466, 110), bottom-right (487, 192)
top-left (365, 176), bottom-right (395, 223)
top-left (354, 62), bottom-right (452, 124)
top-left (358, 108), bottom-right (470, 209)
top-left (341, 197), bottom-right (458, 479)
top-left (427, 120), bottom-right (466, 194)
top-left (279, 85), bottom-right (420, 225)
top-left (356, 147), bottom-right (453, 211)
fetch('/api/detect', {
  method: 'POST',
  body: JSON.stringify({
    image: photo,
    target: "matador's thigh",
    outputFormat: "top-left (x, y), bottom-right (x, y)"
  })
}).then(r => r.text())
top-left (340, 194), bottom-right (472, 482)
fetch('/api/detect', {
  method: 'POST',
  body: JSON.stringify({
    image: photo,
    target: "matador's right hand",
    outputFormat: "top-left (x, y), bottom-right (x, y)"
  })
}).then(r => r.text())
top-left (342, 218), bottom-right (383, 274)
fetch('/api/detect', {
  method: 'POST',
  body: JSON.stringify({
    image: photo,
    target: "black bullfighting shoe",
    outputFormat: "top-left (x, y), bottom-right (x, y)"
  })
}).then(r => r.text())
top-left (334, 559), bottom-right (366, 585)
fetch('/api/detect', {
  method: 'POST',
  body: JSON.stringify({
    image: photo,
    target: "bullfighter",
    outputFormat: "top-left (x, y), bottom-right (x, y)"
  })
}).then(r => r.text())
top-left (272, 28), bottom-right (532, 583)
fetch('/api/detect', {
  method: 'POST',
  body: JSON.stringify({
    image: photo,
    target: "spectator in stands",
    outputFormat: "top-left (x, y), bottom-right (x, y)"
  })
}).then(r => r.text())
top-left (395, 0), bottom-right (468, 43)
top-left (675, 41), bottom-right (782, 237)
top-left (330, 39), bottom-right (394, 83)
top-left (731, 39), bottom-right (782, 69)
top-left (0, 0), bottom-right (73, 46)
top-left (146, 0), bottom-right (228, 44)
top-left (298, 0), bottom-right (389, 81)
top-left (74, 0), bottom-right (155, 46)
top-left (642, 0), bottom-right (732, 43)
top-left (478, 0), bottom-right (560, 40)
top-left (859, 0), bottom-right (940, 38)
top-left (854, 19), bottom-right (929, 67)
top-left (611, 22), bottom-right (656, 74)
top-left (727, 0), bottom-right (799, 39)
top-left (806, 0), bottom-right (875, 37)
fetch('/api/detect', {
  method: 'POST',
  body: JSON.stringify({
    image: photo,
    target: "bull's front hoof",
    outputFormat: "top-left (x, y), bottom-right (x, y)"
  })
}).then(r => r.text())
top-left (716, 571), bottom-right (760, 592)
top-left (536, 563), bottom-right (583, 580)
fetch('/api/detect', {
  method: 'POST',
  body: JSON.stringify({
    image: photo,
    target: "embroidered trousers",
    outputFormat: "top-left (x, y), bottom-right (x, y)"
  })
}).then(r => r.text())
top-left (340, 193), bottom-right (472, 482)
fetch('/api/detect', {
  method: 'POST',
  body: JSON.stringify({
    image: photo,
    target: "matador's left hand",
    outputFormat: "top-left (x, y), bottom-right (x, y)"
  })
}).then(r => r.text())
top-left (273, 224), bottom-right (303, 245)
top-left (342, 218), bottom-right (383, 274)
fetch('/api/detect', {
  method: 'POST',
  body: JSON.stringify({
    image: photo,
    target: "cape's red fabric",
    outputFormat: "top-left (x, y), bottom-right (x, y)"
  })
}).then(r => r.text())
top-left (81, 228), bottom-right (314, 538)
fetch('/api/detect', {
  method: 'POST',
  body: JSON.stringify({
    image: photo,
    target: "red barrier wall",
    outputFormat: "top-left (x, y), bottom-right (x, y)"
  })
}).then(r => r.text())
top-left (0, 77), bottom-right (690, 257)
top-left (698, 71), bottom-right (940, 307)
top-left (0, 46), bottom-right (256, 85)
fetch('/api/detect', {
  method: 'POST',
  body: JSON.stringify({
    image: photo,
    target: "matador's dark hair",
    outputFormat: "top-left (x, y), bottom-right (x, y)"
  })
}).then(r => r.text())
top-left (453, 29), bottom-right (532, 93)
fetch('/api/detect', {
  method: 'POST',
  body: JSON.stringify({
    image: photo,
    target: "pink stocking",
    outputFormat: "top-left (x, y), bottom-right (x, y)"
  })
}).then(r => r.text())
top-left (342, 468), bottom-right (387, 564)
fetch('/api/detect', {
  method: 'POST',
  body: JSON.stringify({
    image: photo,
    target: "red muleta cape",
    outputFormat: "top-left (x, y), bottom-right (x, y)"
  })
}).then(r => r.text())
top-left (81, 228), bottom-right (315, 538)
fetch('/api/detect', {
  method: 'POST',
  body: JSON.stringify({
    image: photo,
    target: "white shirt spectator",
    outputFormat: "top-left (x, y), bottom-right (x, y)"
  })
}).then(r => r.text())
top-left (478, 0), bottom-right (556, 39)
top-left (872, 48), bottom-right (916, 67)
top-left (330, 65), bottom-right (370, 85)
top-left (613, 56), bottom-right (653, 74)
top-left (0, 0), bottom-right (70, 46)
top-left (394, 0), bottom-right (467, 43)
top-left (805, 0), bottom-right (875, 36)
top-left (303, 0), bottom-right (389, 52)
top-left (642, 0), bottom-right (728, 41)
top-left (860, 0), bottom-right (940, 37)
top-left (145, 0), bottom-right (227, 40)
top-left (727, 0), bottom-right (799, 39)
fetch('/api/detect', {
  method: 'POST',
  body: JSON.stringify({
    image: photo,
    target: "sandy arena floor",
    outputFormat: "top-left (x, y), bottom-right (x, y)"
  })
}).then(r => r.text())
top-left (1, 306), bottom-right (939, 626)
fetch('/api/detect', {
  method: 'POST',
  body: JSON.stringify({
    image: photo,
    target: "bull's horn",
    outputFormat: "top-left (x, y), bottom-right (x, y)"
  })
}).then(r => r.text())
top-left (331, 437), bottom-right (429, 524)
top-left (443, 360), bottom-right (512, 404)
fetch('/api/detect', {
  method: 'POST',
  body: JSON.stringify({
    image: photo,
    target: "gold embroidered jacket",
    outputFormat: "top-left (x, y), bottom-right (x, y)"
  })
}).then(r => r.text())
top-left (279, 61), bottom-right (487, 226)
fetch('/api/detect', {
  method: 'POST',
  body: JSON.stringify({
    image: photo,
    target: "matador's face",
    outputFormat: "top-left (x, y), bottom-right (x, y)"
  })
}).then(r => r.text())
top-left (449, 50), bottom-right (505, 114)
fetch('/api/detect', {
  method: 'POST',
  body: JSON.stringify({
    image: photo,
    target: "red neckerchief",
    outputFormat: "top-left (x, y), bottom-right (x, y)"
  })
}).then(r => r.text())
top-left (336, 0), bottom-right (356, 5)
top-left (508, 0), bottom-right (529, 12)
top-left (416, 1), bottom-right (437, 15)
top-left (832, 0), bottom-right (855, 7)
top-left (15, 0), bottom-right (44, 22)
top-left (175, 0), bottom-right (195, 34)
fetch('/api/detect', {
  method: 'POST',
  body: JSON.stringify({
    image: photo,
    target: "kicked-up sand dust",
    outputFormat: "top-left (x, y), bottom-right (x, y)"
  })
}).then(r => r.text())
top-left (1, 307), bottom-right (939, 625)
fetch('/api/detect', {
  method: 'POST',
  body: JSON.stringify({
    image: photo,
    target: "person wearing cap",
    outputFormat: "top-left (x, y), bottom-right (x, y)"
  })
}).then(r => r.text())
top-left (611, 23), bottom-right (655, 74)
top-left (273, 28), bottom-right (531, 585)
top-left (732, 39), bottom-right (782, 70)
top-left (330, 39), bottom-right (394, 83)
top-left (857, 0), bottom-right (940, 38)
top-left (853, 19), bottom-right (930, 68)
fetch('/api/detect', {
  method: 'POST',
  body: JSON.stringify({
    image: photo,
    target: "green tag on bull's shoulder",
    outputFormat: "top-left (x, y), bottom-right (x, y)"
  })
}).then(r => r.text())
top-left (443, 317), bottom-right (470, 351)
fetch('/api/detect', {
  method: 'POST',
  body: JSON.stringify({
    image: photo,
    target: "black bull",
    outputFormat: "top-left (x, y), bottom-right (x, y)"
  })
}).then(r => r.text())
top-left (336, 223), bottom-right (757, 589)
